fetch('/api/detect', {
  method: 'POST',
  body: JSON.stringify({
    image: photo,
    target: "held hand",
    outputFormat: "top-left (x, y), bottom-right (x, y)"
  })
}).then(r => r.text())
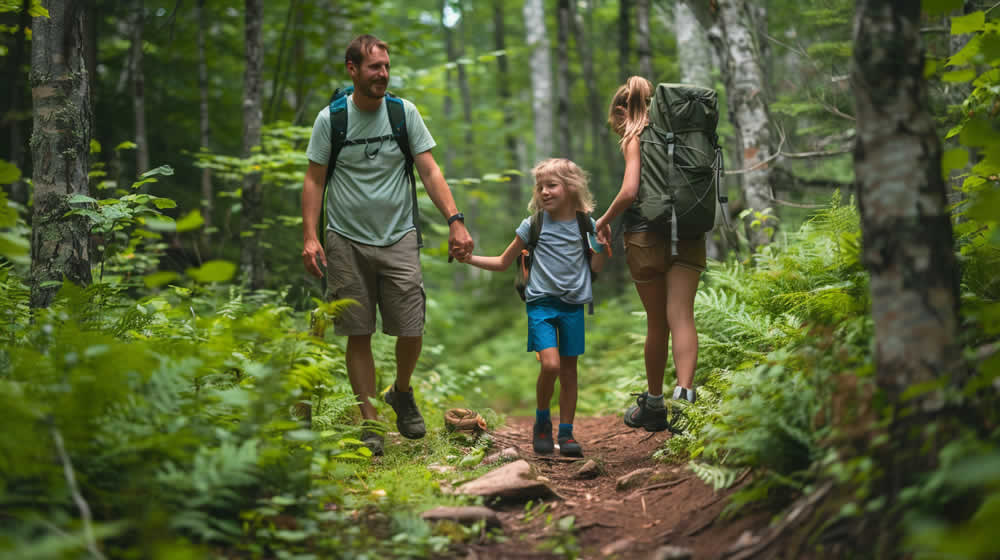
top-left (302, 239), bottom-right (327, 278)
top-left (449, 222), bottom-right (474, 262)
top-left (595, 218), bottom-right (612, 247)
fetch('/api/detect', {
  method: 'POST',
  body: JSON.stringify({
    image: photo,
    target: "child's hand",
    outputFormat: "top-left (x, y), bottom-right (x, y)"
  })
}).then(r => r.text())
top-left (595, 219), bottom-right (612, 246)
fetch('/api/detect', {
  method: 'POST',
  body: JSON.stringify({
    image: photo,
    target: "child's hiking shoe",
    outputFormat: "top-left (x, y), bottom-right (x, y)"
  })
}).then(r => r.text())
top-left (384, 385), bottom-right (426, 439)
top-left (532, 420), bottom-right (554, 454)
top-left (558, 435), bottom-right (583, 457)
top-left (360, 429), bottom-right (384, 457)
top-left (624, 391), bottom-right (670, 432)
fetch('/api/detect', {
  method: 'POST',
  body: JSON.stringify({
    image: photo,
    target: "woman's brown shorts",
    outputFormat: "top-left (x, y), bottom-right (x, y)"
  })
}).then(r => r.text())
top-left (624, 231), bottom-right (707, 283)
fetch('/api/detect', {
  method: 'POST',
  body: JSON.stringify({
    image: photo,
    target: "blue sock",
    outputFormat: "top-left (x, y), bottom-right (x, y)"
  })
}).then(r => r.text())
top-left (558, 423), bottom-right (573, 439)
top-left (536, 409), bottom-right (550, 424)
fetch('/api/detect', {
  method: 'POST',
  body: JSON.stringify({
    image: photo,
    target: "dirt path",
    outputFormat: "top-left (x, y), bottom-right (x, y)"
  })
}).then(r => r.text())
top-left (462, 416), bottom-right (769, 559)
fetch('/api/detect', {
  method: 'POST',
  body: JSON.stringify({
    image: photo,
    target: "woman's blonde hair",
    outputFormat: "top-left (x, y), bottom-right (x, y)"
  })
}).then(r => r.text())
top-left (528, 158), bottom-right (595, 214)
top-left (608, 76), bottom-right (653, 151)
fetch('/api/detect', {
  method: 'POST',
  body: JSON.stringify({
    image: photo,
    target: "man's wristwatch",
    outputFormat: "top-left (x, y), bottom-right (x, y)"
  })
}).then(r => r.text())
top-left (447, 212), bottom-right (465, 225)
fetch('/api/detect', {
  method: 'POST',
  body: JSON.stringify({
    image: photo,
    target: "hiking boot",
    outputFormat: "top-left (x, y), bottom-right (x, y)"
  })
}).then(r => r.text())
top-left (672, 386), bottom-right (697, 404)
top-left (532, 420), bottom-right (554, 454)
top-left (360, 429), bottom-right (384, 457)
top-left (558, 435), bottom-right (583, 457)
top-left (624, 391), bottom-right (670, 432)
top-left (384, 385), bottom-right (426, 439)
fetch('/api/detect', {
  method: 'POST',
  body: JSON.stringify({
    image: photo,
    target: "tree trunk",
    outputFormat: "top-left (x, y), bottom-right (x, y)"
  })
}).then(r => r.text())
top-left (6, 0), bottom-right (31, 205)
top-left (523, 0), bottom-right (553, 161)
top-left (197, 0), bottom-right (213, 252)
top-left (494, 0), bottom-right (522, 211)
top-left (131, 0), bottom-right (149, 175)
top-left (29, 0), bottom-right (93, 308)
top-left (240, 0), bottom-right (264, 289)
top-left (852, 2), bottom-right (964, 552)
top-left (456, 1), bottom-right (479, 255)
top-left (716, 0), bottom-right (774, 251)
top-left (636, 0), bottom-right (652, 79)
top-left (570, 0), bottom-right (613, 202)
top-left (618, 0), bottom-right (632, 83)
top-left (556, 0), bottom-right (572, 159)
top-left (441, 0), bottom-right (456, 176)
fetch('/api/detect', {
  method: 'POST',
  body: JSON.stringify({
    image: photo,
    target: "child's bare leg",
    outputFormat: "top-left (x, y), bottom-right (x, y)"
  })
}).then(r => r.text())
top-left (666, 265), bottom-right (701, 389)
top-left (536, 347), bottom-right (561, 411)
top-left (557, 355), bottom-right (579, 425)
top-left (634, 275), bottom-right (669, 395)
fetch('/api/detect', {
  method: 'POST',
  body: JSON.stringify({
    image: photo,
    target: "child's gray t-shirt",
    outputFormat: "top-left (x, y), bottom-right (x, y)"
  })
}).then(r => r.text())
top-left (516, 211), bottom-right (595, 305)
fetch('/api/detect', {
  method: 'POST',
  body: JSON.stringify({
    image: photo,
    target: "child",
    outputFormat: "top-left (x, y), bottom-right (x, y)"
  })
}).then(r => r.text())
top-left (459, 158), bottom-right (608, 457)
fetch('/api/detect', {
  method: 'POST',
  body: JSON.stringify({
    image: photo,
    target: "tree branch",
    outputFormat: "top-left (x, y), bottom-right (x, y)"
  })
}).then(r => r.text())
top-left (51, 423), bottom-right (106, 560)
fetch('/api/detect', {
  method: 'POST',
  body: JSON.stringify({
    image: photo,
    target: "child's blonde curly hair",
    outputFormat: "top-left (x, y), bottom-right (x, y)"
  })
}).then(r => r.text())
top-left (528, 158), bottom-right (595, 214)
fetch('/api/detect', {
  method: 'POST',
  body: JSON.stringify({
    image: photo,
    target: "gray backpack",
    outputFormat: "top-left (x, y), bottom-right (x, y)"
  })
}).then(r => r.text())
top-left (637, 83), bottom-right (728, 242)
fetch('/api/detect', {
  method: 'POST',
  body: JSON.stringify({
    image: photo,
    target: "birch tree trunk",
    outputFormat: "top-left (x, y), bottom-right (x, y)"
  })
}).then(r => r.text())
top-left (853, 1), bottom-right (962, 406)
top-left (716, 0), bottom-right (774, 251)
top-left (29, 0), bottom-right (93, 308)
top-left (456, 1), bottom-right (479, 253)
top-left (441, 0), bottom-right (456, 176)
top-left (523, 0), bottom-right (553, 161)
top-left (636, 0), bottom-right (652, 79)
top-left (556, 0), bottom-right (572, 159)
top-left (494, 0), bottom-right (522, 210)
top-left (852, 2), bottom-right (964, 550)
top-left (570, 0), bottom-right (613, 199)
top-left (240, 0), bottom-right (264, 289)
top-left (197, 0), bottom-right (213, 251)
top-left (131, 0), bottom-right (149, 175)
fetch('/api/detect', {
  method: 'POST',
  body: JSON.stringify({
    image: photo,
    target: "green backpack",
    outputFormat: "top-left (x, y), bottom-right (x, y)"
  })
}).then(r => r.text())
top-left (637, 83), bottom-right (728, 242)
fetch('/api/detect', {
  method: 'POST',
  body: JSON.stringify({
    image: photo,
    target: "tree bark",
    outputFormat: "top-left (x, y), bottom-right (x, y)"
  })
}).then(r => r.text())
top-left (618, 0), bottom-right (632, 83)
top-left (440, 0), bottom-right (456, 176)
top-left (29, 0), bottom-right (93, 308)
top-left (131, 0), bottom-right (149, 175)
top-left (570, 0), bottom-right (613, 202)
top-left (240, 0), bottom-right (264, 289)
top-left (675, 2), bottom-right (713, 88)
top-left (5, 0), bottom-right (31, 205)
top-left (556, 0), bottom-right (572, 159)
top-left (636, 0), bottom-right (652, 79)
top-left (716, 0), bottom-right (774, 251)
top-left (197, 0), bottom-right (213, 251)
top-left (523, 0), bottom-right (553, 161)
top-left (852, 2), bottom-right (964, 552)
top-left (853, 1), bottom-right (962, 406)
top-left (493, 0), bottom-right (522, 211)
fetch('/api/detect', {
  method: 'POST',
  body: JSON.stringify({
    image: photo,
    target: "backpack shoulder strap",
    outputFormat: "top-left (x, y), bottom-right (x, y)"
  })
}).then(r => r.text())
top-left (318, 86), bottom-right (353, 248)
top-left (527, 211), bottom-right (543, 249)
top-left (576, 211), bottom-right (596, 315)
top-left (385, 93), bottom-right (422, 248)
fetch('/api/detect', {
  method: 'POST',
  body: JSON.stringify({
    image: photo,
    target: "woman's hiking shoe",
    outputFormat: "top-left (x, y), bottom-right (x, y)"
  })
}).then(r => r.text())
top-left (668, 387), bottom-right (697, 434)
top-left (558, 435), bottom-right (583, 457)
top-left (384, 386), bottom-right (426, 439)
top-left (532, 420), bottom-right (554, 454)
top-left (360, 429), bottom-right (384, 457)
top-left (624, 391), bottom-right (670, 432)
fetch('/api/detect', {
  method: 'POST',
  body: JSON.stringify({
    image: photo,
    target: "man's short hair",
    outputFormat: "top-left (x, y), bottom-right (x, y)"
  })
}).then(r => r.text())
top-left (345, 34), bottom-right (389, 67)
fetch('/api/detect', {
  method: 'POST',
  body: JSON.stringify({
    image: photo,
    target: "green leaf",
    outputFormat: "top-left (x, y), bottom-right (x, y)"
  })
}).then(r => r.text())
top-left (0, 159), bottom-right (21, 184)
top-left (185, 260), bottom-right (236, 283)
top-left (922, 0), bottom-right (963, 16)
top-left (115, 141), bottom-right (137, 151)
top-left (174, 210), bottom-right (204, 232)
top-left (942, 68), bottom-right (976, 83)
top-left (141, 165), bottom-right (174, 178)
top-left (143, 216), bottom-right (176, 232)
top-left (952, 11), bottom-right (985, 35)
top-left (90, 139), bottom-right (101, 154)
top-left (68, 194), bottom-right (98, 205)
top-left (28, 0), bottom-right (48, 17)
top-left (959, 118), bottom-right (997, 147)
top-left (941, 148), bottom-right (970, 178)
top-left (0, 230), bottom-right (29, 259)
top-left (143, 271), bottom-right (179, 288)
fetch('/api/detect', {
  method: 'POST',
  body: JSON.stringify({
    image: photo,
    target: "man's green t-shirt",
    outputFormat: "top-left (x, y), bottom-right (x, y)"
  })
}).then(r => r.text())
top-left (306, 95), bottom-right (436, 247)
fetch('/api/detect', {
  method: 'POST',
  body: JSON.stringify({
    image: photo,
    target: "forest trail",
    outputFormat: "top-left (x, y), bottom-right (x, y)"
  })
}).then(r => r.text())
top-left (462, 415), bottom-right (770, 559)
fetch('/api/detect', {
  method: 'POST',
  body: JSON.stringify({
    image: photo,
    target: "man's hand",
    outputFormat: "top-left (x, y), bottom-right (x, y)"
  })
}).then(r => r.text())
top-left (449, 222), bottom-right (474, 262)
top-left (302, 239), bottom-right (327, 278)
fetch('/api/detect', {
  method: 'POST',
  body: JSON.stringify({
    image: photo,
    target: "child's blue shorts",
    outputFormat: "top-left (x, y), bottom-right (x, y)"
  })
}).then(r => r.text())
top-left (526, 297), bottom-right (585, 356)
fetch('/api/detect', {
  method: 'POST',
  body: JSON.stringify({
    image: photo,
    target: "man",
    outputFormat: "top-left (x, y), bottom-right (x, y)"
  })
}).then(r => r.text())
top-left (301, 34), bottom-right (474, 455)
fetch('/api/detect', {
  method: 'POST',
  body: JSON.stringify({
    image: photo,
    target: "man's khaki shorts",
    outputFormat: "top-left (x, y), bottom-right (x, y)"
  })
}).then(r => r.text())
top-left (624, 231), bottom-right (707, 283)
top-left (324, 230), bottom-right (425, 337)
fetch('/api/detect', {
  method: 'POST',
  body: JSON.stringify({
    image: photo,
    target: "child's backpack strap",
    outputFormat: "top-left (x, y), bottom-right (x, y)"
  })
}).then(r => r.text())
top-left (575, 211), bottom-right (596, 315)
top-left (516, 211), bottom-right (544, 302)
